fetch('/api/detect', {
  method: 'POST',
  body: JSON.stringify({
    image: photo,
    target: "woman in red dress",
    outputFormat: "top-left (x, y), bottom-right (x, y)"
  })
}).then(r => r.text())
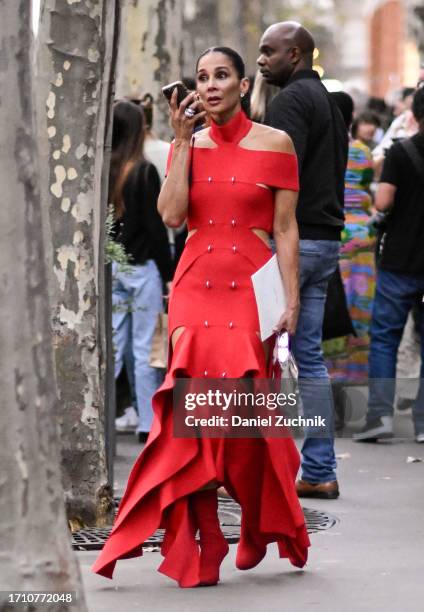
top-left (93, 47), bottom-right (310, 588)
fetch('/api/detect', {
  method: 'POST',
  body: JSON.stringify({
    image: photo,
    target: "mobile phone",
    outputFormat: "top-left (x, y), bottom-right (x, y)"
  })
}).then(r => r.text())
top-left (162, 81), bottom-right (190, 107)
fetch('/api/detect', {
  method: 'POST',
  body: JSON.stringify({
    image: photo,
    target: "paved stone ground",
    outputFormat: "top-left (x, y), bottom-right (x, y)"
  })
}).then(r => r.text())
top-left (78, 409), bottom-right (424, 612)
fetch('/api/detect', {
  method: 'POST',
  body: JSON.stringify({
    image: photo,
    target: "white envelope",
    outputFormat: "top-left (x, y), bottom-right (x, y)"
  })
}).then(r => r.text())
top-left (251, 254), bottom-right (287, 341)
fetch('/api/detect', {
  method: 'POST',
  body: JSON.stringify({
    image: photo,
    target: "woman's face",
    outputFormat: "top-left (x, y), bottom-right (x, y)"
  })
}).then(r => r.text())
top-left (196, 52), bottom-right (248, 117)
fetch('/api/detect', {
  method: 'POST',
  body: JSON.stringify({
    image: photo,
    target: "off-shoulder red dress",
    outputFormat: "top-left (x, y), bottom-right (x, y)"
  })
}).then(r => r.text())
top-left (92, 109), bottom-right (310, 586)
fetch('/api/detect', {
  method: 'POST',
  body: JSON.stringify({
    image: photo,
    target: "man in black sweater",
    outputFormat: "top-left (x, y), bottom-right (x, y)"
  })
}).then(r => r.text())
top-left (258, 21), bottom-right (348, 498)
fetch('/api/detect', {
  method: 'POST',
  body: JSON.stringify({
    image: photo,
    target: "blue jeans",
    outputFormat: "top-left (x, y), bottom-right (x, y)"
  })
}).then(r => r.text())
top-left (112, 261), bottom-right (163, 433)
top-left (124, 329), bottom-right (138, 411)
top-left (368, 268), bottom-right (424, 434)
top-left (291, 240), bottom-right (340, 483)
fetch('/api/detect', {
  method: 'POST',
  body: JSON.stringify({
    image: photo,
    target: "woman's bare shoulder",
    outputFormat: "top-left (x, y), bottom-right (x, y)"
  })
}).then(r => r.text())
top-left (248, 122), bottom-right (295, 154)
top-left (192, 126), bottom-right (215, 148)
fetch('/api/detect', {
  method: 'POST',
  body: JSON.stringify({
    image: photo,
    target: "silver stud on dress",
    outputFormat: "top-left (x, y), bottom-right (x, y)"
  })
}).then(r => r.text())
top-left (232, 245), bottom-right (237, 253)
top-left (207, 244), bottom-right (213, 253)
top-left (229, 321), bottom-right (234, 329)
top-left (231, 219), bottom-right (236, 227)
top-left (231, 281), bottom-right (236, 290)
top-left (205, 280), bottom-right (211, 289)
top-left (204, 320), bottom-right (209, 328)
top-left (208, 177), bottom-right (212, 183)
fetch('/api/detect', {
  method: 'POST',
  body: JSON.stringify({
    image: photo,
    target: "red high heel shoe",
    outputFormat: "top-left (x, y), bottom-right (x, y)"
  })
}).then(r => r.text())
top-left (235, 507), bottom-right (267, 570)
top-left (235, 530), bottom-right (266, 570)
top-left (190, 489), bottom-right (229, 586)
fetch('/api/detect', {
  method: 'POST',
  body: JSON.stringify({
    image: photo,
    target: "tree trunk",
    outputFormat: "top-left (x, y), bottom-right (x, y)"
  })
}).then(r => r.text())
top-left (0, 1), bottom-right (87, 607)
top-left (116, 0), bottom-right (184, 139)
top-left (180, 0), bottom-right (278, 82)
top-left (181, 0), bottom-right (220, 79)
top-left (216, 0), bottom-right (244, 57)
top-left (36, 0), bottom-right (119, 529)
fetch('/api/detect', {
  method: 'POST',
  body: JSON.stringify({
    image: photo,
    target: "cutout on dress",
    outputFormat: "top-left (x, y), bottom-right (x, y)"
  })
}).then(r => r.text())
top-left (185, 229), bottom-right (198, 244)
top-left (250, 228), bottom-right (271, 248)
top-left (171, 326), bottom-right (186, 350)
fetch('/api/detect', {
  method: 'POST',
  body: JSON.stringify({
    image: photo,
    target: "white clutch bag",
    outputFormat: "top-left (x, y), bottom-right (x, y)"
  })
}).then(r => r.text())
top-left (251, 254), bottom-right (287, 341)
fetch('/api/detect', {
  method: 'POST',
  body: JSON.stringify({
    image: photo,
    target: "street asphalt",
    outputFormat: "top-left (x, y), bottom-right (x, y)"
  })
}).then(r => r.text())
top-left (78, 409), bottom-right (424, 612)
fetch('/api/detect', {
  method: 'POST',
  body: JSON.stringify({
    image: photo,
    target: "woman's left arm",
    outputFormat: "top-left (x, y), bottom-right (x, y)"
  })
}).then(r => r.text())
top-left (273, 186), bottom-right (300, 335)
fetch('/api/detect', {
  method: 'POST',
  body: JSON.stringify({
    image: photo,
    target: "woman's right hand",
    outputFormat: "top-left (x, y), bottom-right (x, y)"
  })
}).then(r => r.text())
top-left (169, 89), bottom-right (207, 142)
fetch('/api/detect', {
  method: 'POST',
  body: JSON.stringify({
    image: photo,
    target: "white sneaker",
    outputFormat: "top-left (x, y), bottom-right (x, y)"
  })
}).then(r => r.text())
top-left (415, 432), bottom-right (424, 444)
top-left (353, 416), bottom-right (394, 442)
top-left (115, 406), bottom-right (139, 432)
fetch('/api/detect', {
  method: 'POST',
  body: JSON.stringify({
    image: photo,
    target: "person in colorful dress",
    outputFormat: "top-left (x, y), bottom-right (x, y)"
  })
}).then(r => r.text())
top-left (324, 103), bottom-right (376, 383)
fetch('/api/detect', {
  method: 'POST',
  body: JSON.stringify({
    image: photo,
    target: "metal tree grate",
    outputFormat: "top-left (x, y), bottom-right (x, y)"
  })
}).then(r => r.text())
top-left (302, 507), bottom-right (338, 533)
top-left (72, 497), bottom-right (337, 551)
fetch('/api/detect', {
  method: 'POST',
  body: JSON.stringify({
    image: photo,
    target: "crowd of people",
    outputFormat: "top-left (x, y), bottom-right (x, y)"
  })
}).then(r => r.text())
top-left (98, 19), bottom-right (424, 589)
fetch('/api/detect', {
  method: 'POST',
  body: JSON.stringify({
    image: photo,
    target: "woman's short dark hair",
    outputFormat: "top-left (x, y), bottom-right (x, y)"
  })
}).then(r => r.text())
top-left (351, 111), bottom-right (381, 139)
top-left (412, 85), bottom-right (424, 123)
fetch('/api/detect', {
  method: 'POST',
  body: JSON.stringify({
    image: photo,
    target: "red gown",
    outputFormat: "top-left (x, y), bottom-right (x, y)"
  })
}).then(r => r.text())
top-left (92, 109), bottom-right (310, 586)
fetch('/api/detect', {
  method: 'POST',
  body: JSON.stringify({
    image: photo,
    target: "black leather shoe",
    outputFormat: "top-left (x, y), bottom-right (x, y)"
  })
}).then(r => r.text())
top-left (296, 479), bottom-right (340, 499)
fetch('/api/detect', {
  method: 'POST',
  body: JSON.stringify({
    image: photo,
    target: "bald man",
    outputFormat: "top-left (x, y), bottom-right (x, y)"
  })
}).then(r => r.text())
top-left (258, 22), bottom-right (348, 499)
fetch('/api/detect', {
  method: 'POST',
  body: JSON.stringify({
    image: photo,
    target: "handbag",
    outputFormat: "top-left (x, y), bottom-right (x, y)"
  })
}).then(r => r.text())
top-left (272, 331), bottom-right (298, 380)
top-left (271, 331), bottom-right (301, 425)
top-left (149, 312), bottom-right (168, 368)
top-left (322, 265), bottom-right (356, 340)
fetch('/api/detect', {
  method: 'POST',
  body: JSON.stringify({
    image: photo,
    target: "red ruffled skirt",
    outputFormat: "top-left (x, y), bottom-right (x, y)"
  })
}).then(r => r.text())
top-left (92, 227), bottom-right (310, 586)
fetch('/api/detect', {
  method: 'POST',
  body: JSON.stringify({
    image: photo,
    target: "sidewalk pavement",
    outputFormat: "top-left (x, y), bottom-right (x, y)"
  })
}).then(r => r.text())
top-left (79, 410), bottom-right (424, 612)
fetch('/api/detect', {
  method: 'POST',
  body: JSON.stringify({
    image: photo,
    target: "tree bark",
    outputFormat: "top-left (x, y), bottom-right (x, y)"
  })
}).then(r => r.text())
top-left (0, 1), bottom-right (87, 607)
top-left (116, 0), bottom-right (184, 139)
top-left (180, 0), bottom-right (280, 81)
top-left (216, 0), bottom-right (244, 57)
top-left (181, 0), bottom-right (220, 78)
top-left (36, 0), bottom-right (119, 529)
